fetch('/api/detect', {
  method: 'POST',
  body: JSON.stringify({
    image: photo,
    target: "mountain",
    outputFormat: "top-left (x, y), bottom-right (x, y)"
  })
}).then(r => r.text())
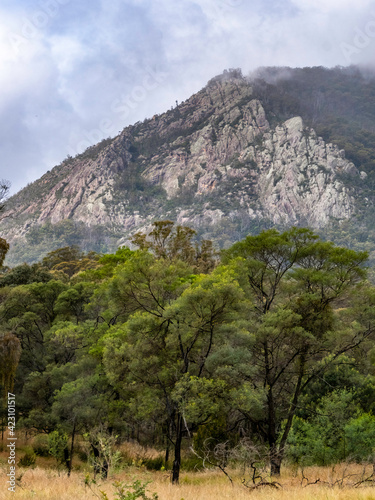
top-left (2, 66), bottom-right (375, 266)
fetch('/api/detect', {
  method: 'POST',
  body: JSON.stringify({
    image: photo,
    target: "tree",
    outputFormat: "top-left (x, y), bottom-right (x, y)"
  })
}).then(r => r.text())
top-left (51, 373), bottom-right (114, 476)
top-left (0, 263), bottom-right (54, 287)
top-left (104, 268), bottom-right (245, 483)
top-left (131, 220), bottom-right (217, 273)
top-left (345, 413), bottom-right (375, 467)
top-left (0, 179), bottom-right (10, 214)
top-left (0, 280), bottom-right (68, 379)
top-left (41, 246), bottom-right (99, 278)
top-left (0, 333), bottom-right (21, 398)
top-left (223, 228), bottom-right (372, 475)
top-left (0, 179), bottom-right (10, 267)
top-left (287, 390), bottom-right (360, 465)
top-left (106, 250), bottom-right (194, 323)
top-left (0, 239), bottom-right (9, 269)
top-left (54, 282), bottom-right (95, 324)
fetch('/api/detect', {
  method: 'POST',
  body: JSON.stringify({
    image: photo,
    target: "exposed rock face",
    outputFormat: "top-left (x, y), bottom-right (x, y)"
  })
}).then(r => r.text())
top-left (0, 71), bottom-right (360, 261)
top-left (255, 116), bottom-right (355, 227)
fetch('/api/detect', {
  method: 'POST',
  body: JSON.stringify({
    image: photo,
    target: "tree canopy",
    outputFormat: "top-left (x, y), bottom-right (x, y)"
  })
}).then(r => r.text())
top-left (1, 223), bottom-right (374, 483)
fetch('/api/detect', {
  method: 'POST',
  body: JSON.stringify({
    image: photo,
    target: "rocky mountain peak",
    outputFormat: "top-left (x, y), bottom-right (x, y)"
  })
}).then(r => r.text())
top-left (0, 68), bottom-right (365, 265)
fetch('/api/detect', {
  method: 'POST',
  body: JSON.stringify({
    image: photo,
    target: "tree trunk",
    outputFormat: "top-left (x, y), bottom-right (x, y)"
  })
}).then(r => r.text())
top-left (165, 421), bottom-right (172, 466)
top-left (102, 458), bottom-right (109, 479)
top-left (266, 383), bottom-right (280, 476)
top-left (91, 443), bottom-right (109, 479)
top-left (270, 446), bottom-right (282, 476)
top-left (91, 444), bottom-right (101, 478)
top-left (172, 414), bottom-right (183, 484)
top-left (273, 357), bottom-right (306, 477)
top-left (165, 440), bottom-right (170, 465)
top-left (64, 447), bottom-right (70, 472)
top-left (67, 421), bottom-right (76, 477)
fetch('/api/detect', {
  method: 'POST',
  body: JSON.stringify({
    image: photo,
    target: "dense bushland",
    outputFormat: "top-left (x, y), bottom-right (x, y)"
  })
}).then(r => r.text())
top-left (1, 221), bottom-right (375, 485)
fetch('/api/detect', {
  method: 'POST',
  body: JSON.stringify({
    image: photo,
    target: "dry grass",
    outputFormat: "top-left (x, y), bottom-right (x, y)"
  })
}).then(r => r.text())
top-left (1, 435), bottom-right (374, 499)
top-left (0, 464), bottom-right (375, 500)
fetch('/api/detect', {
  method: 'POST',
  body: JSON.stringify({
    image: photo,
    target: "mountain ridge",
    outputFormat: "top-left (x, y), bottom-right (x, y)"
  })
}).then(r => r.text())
top-left (2, 66), bottom-right (375, 266)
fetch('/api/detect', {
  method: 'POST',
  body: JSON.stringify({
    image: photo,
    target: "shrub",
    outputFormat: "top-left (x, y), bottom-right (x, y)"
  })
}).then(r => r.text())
top-left (48, 430), bottom-right (69, 467)
top-left (180, 455), bottom-right (204, 471)
top-left (33, 434), bottom-right (50, 457)
top-left (112, 479), bottom-right (159, 500)
top-left (142, 456), bottom-right (164, 471)
top-left (86, 478), bottom-right (158, 500)
top-left (345, 413), bottom-right (375, 462)
top-left (18, 448), bottom-right (37, 468)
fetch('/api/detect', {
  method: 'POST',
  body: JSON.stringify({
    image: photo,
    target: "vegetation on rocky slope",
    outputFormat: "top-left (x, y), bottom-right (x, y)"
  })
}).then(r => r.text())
top-left (2, 66), bottom-right (375, 265)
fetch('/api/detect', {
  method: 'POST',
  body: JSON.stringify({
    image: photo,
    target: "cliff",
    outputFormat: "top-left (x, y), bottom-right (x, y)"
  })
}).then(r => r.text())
top-left (1, 69), bottom-right (368, 264)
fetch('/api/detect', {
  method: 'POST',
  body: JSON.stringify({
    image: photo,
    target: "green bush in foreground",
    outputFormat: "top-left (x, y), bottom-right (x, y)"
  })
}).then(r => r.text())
top-left (86, 477), bottom-right (159, 500)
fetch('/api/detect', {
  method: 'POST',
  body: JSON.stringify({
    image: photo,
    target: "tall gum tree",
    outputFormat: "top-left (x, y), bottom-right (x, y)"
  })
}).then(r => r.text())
top-left (223, 227), bottom-right (372, 475)
top-left (131, 220), bottom-right (217, 273)
top-left (103, 267), bottom-right (246, 484)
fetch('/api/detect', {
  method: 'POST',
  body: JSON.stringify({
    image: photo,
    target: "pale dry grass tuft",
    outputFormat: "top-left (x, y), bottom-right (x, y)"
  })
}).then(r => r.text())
top-left (118, 440), bottom-right (163, 462)
top-left (0, 464), bottom-right (375, 500)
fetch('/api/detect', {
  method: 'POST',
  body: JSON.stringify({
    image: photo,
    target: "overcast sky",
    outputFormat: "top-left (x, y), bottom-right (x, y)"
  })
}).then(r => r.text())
top-left (1, 0), bottom-right (375, 195)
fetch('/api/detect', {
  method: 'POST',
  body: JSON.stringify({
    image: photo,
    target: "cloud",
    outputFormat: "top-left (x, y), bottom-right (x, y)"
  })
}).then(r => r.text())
top-left (291, 0), bottom-right (374, 13)
top-left (1, 0), bottom-right (375, 195)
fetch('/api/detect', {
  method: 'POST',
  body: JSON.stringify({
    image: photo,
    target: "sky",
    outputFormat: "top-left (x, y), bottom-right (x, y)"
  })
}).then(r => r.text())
top-left (1, 0), bottom-right (375, 195)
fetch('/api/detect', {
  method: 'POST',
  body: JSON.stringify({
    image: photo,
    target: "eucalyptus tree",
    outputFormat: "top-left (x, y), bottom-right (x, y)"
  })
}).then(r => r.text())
top-left (131, 220), bottom-right (217, 273)
top-left (104, 267), bottom-right (246, 483)
top-left (223, 227), bottom-right (372, 475)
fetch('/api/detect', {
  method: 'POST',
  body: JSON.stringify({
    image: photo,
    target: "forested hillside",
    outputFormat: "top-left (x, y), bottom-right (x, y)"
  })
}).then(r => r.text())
top-left (1, 221), bottom-right (375, 484)
top-left (249, 66), bottom-right (375, 257)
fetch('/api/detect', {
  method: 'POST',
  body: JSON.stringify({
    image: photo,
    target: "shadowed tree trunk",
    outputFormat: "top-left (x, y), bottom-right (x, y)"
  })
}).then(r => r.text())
top-left (67, 420), bottom-right (76, 477)
top-left (172, 413), bottom-right (183, 484)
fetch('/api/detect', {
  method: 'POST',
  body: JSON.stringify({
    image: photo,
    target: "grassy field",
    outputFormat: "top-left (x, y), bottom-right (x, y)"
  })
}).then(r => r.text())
top-left (1, 464), bottom-right (375, 500)
top-left (1, 437), bottom-right (375, 500)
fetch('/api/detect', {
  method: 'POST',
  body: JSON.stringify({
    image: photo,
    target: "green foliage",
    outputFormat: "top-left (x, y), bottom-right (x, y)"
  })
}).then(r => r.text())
top-left (32, 434), bottom-right (50, 457)
top-left (99, 247), bottom-right (134, 267)
top-left (344, 413), bottom-right (375, 462)
top-left (54, 282), bottom-right (95, 322)
top-left (41, 246), bottom-right (100, 277)
top-left (141, 457), bottom-right (164, 471)
top-left (180, 455), bottom-right (204, 471)
top-left (287, 390), bottom-right (360, 466)
top-left (193, 415), bottom-right (229, 454)
top-left (111, 480), bottom-right (159, 500)
top-left (1, 223), bottom-right (375, 483)
top-left (48, 430), bottom-right (69, 466)
top-left (172, 376), bottom-right (227, 422)
top-left (0, 263), bottom-right (54, 287)
top-left (87, 478), bottom-right (158, 500)
top-left (84, 427), bottom-right (121, 478)
top-left (18, 447), bottom-right (37, 468)
top-left (0, 237), bottom-right (9, 268)
top-left (289, 404), bottom-right (375, 467)
top-left (6, 220), bottom-right (114, 266)
top-left (222, 227), bottom-right (370, 474)
top-left (131, 220), bottom-right (217, 273)
top-left (0, 332), bottom-right (21, 398)
top-left (103, 266), bottom-right (246, 482)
